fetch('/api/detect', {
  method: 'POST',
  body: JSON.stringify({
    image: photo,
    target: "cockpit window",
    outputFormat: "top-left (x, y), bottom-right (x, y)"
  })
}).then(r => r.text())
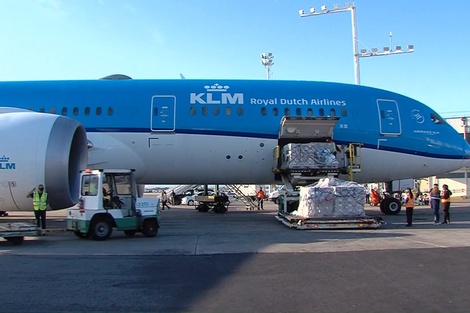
top-left (431, 113), bottom-right (445, 124)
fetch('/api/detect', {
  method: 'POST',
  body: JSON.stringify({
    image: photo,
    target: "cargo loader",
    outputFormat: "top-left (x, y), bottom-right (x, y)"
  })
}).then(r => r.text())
top-left (272, 116), bottom-right (384, 230)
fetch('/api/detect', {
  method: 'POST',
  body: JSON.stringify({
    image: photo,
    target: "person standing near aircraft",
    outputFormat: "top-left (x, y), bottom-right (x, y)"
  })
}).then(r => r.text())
top-left (441, 184), bottom-right (452, 224)
top-left (429, 184), bottom-right (441, 225)
top-left (257, 187), bottom-right (265, 210)
top-left (170, 190), bottom-right (176, 205)
top-left (27, 184), bottom-right (48, 233)
top-left (404, 188), bottom-right (415, 227)
top-left (161, 191), bottom-right (171, 210)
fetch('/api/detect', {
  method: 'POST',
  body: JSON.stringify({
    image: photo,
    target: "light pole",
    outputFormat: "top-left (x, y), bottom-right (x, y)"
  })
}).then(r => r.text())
top-left (462, 117), bottom-right (469, 198)
top-left (299, 2), bottom-right (414, 85)
top-left (260, 53), bottom-right (274, 80)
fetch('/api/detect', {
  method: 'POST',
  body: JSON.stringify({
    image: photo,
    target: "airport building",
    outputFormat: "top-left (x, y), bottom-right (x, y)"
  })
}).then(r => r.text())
top-left (420, 116), bottom-right (470, 198)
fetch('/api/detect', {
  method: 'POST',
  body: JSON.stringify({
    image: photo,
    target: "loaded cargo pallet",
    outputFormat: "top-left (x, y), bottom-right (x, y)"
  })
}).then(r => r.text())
top-left (0, 222), bottom-right (39, 245)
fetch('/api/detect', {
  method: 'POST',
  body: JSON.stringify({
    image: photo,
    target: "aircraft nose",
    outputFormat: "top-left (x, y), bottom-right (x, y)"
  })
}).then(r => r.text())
top-left (461, 140), bottom-right (470, 168)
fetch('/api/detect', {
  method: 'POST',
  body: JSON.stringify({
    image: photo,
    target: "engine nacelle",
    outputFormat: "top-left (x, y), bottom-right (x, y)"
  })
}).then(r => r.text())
top-left (0, 108), bottom-right (87, 211)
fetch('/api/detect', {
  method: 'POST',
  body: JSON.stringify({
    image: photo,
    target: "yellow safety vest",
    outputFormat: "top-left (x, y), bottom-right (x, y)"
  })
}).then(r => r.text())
top-left (33, 191), bottom-right (48, 211)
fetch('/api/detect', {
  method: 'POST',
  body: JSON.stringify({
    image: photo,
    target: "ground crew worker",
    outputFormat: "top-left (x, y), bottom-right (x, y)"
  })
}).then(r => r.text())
top-left (89, 176), bottom-right (98, 196)
top-left (404, 188), bottom-right (414, 227)
top-left (257, 187), bottom-right (265, 210)
top-left (28, 184), bottom-right (48, 232)
top-left (429, 183), bottom-right (441, 225)
top-left (441, 184), bottom-right (452, 224)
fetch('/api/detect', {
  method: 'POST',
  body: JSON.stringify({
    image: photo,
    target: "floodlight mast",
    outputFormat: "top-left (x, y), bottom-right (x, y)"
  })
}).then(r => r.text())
top-left (299, 3), bottom-right (414, 85)
top-left (260, 53), bottom-right (274, 80)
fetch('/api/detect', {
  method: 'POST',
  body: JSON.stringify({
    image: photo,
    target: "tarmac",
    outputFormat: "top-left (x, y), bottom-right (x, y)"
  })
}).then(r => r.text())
top-left (1, 200), bottom-right (470, 312)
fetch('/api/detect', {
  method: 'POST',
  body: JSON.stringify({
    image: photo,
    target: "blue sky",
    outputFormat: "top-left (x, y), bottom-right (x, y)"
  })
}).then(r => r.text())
top-left (0, 0), bottom-right (468, 117)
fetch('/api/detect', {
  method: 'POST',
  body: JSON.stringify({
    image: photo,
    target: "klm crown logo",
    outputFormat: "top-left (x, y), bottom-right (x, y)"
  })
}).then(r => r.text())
top-left (0, 155), bottom-right (15, 170)
top-left (204, 84), bottom-right (229, 92)
top-left (190, 83), bottom-right (244, 105)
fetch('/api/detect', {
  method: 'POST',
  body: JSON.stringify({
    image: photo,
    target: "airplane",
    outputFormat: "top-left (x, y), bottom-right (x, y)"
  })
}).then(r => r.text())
top-left (1, 75), bottom-right (469, 214)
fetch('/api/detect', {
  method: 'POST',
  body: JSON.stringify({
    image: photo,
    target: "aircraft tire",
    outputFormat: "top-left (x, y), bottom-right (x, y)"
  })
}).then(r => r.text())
top-left (90, 217), bottom-right (113, 241)
top-left (380, 198), bottom-right (401, 215)
top-left (188, 200), bottom-right (195, 206)
top-left (142, 219), bottom-right (158, 237)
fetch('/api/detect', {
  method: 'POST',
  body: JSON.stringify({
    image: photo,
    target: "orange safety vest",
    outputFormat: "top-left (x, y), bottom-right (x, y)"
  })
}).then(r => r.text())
top-left (405, 197), bottom-right (414, 208)
top-left (257, 190), bottom-right (265, 199)
top-left (441, 190), bottom-right (451, 203)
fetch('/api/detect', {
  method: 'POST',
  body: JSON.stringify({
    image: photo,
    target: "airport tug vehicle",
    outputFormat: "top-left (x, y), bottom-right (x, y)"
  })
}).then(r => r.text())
top-left (67, 169), bottom-right (160, 240)
top-left (272, 117), bottom-right (384, 230)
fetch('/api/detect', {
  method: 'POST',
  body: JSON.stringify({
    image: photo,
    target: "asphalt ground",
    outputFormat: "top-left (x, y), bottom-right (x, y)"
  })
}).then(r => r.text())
top-left (0, 200), bottom-right (469, 312)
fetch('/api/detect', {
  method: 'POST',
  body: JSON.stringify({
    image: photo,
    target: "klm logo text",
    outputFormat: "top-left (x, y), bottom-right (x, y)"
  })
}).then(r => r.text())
top-left (190, 92), bottom-right (244, 105)
top-left (0, 155), bottom-right (15, 170)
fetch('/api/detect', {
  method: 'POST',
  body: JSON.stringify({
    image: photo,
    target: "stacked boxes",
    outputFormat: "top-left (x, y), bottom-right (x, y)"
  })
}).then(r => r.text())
top-left (280, 143), bottom-right (338, 170)
top-left (294, 178), bottom-right (366, 218)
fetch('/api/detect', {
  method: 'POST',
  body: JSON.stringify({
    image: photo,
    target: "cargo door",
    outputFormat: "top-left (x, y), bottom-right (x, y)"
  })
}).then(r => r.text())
top-left (151, 95), bottom-right (175, 132)
top-left (278, 116), bottom-right (339, 143)
top-left (377, 99), bottom-right (401, 136)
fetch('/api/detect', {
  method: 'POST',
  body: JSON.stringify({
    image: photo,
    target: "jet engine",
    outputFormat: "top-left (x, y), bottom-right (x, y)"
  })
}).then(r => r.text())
top-left (0, 108), bottom-right (87, 211)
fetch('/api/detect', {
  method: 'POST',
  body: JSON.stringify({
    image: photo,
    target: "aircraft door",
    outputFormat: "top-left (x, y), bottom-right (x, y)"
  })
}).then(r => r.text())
top-left (377, 99), bottom-right (401, 136)
top-left (151, 95), bottom-right (176, 132)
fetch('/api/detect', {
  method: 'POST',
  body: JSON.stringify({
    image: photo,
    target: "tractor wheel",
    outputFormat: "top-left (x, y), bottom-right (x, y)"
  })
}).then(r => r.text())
top-left (142, 219), bottom-right (158, 237)
top-left (196, 204), bottom-right (210, 212)
top-left (90, 217), bottom-right (113, 241)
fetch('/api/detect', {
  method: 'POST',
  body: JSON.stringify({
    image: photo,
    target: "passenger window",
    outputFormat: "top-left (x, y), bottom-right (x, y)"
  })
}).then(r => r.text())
top-left (50, 107), bottom-right (56, 114)
top-left (341, 108), bottom-right (347, 117)
top-left (273, 108), bottom-right (278, 116)
top-left (226, 107), bottom-right (232, 116)
top-left (261, 107), bottom-right (267, 116)
top-left (107, 107), bottom-right (113, 116)
top-left (73, 107), bottom-right (79, 116)
top-left (296, 108), bottom-right (302, 116)
top-left (307, 108), bottom-right (313, 116)
top-left (237, 107), bottom-right (243, 116)
top-left (284, 108), bottom-right (290, 116)
top-left (330, 108), bottom-right (336, 116)
top-left (39, 107), bottom-right (45, 113)
top-left (202, 107), bottom-right (208, 116)
top-left (85, 107), bottom-right (90, 116)
top-left (319, 108), bottom-right (324, 116)
top-left (61, 107), bottom-right (67, 116)
top-left (190, 106), bottom-right (196, 116)
top-left (214, 107), bottom-right (220, 116)
top-left (96, 107), bottom-right (102, 116)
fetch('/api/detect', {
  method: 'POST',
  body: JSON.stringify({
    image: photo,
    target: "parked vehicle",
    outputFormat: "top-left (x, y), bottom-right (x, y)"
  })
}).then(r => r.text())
top-left (182, 191), bottom-right (214, 206)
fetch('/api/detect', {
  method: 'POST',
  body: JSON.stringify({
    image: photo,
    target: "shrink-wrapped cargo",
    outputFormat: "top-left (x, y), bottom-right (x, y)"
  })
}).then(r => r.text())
top-left (293, 178), bottom-right (366, 218)
top-left (280, 143), bottom-right (338, 170)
